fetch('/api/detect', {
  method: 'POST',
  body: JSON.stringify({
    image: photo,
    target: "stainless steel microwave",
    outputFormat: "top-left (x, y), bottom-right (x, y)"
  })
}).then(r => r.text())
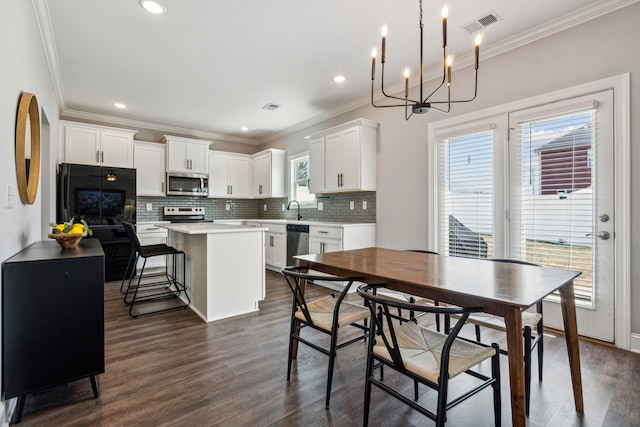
top-left (166, 172), bottom-right (208, 196)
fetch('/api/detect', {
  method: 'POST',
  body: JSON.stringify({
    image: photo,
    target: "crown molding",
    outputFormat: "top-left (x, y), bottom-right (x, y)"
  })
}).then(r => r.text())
top-left (32, 0), bottom-right (66, 115)
top-left (36, 0), bottom-right (639, 146)
top-left (60, 109), bottom-right (262, 145)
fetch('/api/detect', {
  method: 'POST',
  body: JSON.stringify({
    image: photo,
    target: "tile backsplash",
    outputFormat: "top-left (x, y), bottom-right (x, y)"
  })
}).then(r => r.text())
top-left (136, 192), bottom-right (376, 223)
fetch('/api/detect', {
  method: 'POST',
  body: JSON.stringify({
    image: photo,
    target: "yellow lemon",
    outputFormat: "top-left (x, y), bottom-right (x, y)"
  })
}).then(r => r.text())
top-left (69, 227), bottom-right (84, 234)
top-left (56, 224), bottom-right (65, 231)
top-left (73, 223), bottom-right (84, 230)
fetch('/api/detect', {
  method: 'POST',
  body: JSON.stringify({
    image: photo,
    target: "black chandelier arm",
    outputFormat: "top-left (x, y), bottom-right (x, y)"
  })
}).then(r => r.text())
top-left (426, 69), bottom-right (479, 105)
top-left (371, 81), bottom-right (419, 109)
top-left (421, 53), bottom-right (448, 104)
top-left (379, 64), bottom-right (420, 103)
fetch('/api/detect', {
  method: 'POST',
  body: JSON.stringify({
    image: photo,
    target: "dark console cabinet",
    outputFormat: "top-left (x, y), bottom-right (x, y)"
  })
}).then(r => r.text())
top-left (2, 239), bottom-right (105, 423)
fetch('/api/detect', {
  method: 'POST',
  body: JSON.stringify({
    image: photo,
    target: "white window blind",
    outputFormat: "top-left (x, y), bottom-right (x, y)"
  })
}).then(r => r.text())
top-left (511, 109), bottom-right (596, 301)
top-left (438, 130), bottom-right (494, 259)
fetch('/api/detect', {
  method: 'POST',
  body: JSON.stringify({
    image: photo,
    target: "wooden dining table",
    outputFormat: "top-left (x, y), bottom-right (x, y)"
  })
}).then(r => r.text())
top-left (296, 247), bottom-right (583, 427)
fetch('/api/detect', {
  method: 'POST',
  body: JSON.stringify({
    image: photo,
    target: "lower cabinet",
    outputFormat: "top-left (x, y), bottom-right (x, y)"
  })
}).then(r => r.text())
top-left (136, 222), bottom-right (169, 273)
top-left (1, 239), bottom-right (105, 423)
top-left (309, 224), bottom-right (376, 292)
top-left (264, 224), bottom-right (287, 271)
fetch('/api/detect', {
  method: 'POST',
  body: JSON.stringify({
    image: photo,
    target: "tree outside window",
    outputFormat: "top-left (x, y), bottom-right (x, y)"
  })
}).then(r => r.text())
top-left (290, 154), bottom-right (315, 204)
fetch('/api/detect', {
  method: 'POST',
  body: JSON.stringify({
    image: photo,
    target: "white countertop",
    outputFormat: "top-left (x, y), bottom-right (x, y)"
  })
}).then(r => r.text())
top-left (215, 219), bottom-right (376, 228)
top-left (156, 222), bottom-right (268, 235)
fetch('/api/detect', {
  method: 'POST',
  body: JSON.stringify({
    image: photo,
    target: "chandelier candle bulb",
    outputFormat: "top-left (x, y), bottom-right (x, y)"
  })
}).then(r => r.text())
top-left (404, 68), bottom-right (410, 97)
top-left (446, 56), bottom-right (452, 86)
top-left (442, 6), bottom-right (448, 47)
top-left (474, 34), bottom-right (482, 70)
top-left (371, 48), bottom-right (377, 80)
top-left (381, 25), bottom-right (387, 63)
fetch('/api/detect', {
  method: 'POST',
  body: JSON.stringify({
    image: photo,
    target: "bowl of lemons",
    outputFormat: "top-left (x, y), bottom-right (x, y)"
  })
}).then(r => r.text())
top-left (48, 217), bottom-right (93, 249)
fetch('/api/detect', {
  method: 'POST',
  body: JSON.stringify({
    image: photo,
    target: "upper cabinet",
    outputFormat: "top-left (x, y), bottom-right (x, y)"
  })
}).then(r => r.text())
top-left (308, 119), bottom-right (378, 193)
top-left (208, 151), bottom-right (252, 198)
top-left (62, 121), bottom-right (135, 168)
top-left (252, 149), bottom-right (286, 198)
top-left (162, 135), bottom-right (210, 174)
top-left (134, 141), bottom-right (166, 197)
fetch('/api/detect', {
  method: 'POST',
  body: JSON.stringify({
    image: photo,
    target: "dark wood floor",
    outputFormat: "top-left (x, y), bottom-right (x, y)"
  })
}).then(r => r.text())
top-left (16, 270), bottom-right (640, 426)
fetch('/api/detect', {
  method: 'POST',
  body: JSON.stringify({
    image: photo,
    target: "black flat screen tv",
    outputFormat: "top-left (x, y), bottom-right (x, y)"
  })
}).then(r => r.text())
top-left (74, 188), bottom-right (125, 216)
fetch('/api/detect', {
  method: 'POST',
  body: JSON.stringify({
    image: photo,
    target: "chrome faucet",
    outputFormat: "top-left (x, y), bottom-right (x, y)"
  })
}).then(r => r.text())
top-left (287, 200), bottom-right (302, 221)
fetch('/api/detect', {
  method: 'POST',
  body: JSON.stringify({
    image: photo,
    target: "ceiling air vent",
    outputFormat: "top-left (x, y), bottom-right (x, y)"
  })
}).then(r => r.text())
top-left (262, 103), bottom-right (281, 111)
top-left (462, 10), bottom-right (502, 34)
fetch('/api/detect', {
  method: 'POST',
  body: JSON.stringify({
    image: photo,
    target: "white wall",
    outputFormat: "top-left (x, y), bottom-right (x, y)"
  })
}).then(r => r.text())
top-left (0, 0), bottom-right (59, 423)
top-left (262, 4), bottom-right (640, 332)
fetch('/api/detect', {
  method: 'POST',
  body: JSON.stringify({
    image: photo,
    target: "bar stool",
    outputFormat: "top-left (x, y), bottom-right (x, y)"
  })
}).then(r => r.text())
top-left (121, 221), bottom-right (190, 317)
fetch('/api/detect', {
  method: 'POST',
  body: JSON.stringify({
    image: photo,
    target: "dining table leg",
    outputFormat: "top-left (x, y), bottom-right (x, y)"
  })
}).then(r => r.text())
top-left (503, 307), bottom-right (526, 427)
top-left (558, 279), bottom-right (584, 412)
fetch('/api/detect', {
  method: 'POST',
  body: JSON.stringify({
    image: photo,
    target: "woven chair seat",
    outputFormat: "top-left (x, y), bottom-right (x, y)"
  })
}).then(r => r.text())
top-left (373, 321), bottom-right (496, 383)
top-left (375, 288), bottom-right (427, 304)
top-left (451, 310), bottom-right (542, 331)
top-left (295, 295), bottom-right (370, 330)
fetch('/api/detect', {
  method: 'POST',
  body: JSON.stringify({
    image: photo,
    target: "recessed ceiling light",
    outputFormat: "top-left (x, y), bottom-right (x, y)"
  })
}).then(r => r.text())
top-left (240, 126), bottom-right (249, 132)
top-left (332, 75), bottom-right (346, 83)
top-left (113, 102), bottom-right (126, 109)
top-left (140, 0), bottom-right (166, 15)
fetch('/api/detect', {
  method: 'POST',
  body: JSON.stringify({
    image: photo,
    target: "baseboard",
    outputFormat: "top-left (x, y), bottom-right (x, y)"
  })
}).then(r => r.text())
top-left (3, 397), bottom-right (16, 427)
top-left (630, 333), bottom-right (640, 353)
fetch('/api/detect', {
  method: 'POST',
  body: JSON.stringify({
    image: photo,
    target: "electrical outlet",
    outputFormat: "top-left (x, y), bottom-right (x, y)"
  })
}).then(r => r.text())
top-left (264, 204), bottom-right (267, 211)
top-left (146, 203), bottom-right (152, 211)
top-left (318, 202), bottom-right (323, 211)
top-left (362, 200), bottom-right (367, 210)
top-left (282, 204), bottom-right (285, 211)
top-left (350, 201), bottom-right (354, 210)
top-left (226, 203), bottom-right (230, 211)
top-left (5, 183), bottom-right (14, 209)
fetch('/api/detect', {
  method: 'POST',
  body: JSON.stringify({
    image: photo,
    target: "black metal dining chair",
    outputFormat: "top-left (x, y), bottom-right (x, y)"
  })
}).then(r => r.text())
top-left (280, 265), bottom-right (370, 409)
top-left (358, 284), bottom-right (502, 427)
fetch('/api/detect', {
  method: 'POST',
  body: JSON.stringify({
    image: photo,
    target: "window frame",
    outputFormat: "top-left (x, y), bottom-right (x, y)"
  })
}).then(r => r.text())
top-left (288, 151), bottom-right (316, 208)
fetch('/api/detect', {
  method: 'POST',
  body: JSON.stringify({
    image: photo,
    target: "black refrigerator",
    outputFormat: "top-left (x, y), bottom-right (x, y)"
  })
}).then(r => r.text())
top-left (57, 163), bottom-right (136, 281)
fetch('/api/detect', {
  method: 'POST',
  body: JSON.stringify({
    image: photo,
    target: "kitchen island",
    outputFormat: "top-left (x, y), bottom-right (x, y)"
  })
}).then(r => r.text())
top-left (157, 223), bottom-right (266, 322)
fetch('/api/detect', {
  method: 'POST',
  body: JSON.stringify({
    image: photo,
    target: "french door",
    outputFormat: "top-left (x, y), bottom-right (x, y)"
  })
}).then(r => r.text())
top-left (433, 90), bottom-right (615, 342)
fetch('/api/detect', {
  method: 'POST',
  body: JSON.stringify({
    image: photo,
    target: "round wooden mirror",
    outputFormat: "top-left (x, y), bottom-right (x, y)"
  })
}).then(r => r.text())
top-left (15, 92), bottom-right (41, 205)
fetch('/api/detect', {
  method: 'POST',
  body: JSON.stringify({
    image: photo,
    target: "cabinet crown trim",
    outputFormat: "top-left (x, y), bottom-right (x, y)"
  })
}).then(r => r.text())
top-left (308, 118), bottom-right (379, 140)
top-left (59, 120), bottom-right (136, 135)
top-left (161, 135), bottom-right (213, 147)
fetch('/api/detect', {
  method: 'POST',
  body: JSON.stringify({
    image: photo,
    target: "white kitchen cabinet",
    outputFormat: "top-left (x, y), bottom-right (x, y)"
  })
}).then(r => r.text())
top-left (134, 141), bottom-right (166, 196)
top-left (136, 222), bottom-right (170, 273)
top-left (264, 223), bottom-right (287, 271)
top-left (252, 149), bottom-right (286, 198)
top-left (308, 118), bottom-right (378, 193)
top-left (162, 135), bottom-right (210, 174)
top-left (309, 225), bottom-right (343, 254)
top-left (208, 151), bottom-right (252, 198)
top-left (62, 121), bottom-right (135, 168)
top-left (308, 136), bottom-right (326, 193)
top-left (309, 223), bottom-right (376, 292)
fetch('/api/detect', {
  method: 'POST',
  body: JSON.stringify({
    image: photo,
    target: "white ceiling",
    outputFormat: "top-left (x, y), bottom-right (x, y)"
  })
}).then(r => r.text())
top-left (38, 0), bottom-right (633, 145)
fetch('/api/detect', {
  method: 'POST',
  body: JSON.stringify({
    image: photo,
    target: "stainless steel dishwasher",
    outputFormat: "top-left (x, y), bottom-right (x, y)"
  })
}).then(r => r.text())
top-left (286, 224), bottom-right (309, 266)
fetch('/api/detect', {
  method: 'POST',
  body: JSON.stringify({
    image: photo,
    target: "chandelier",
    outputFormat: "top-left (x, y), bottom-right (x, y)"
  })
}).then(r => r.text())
top-left (370, 0), bottom-right (481, 119)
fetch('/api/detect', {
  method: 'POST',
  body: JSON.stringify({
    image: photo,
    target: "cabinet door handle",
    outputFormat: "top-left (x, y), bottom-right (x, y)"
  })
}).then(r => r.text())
top-left (96, 151), bottom-right (100, 163)
top-left (161, 182), bottom-right (165, 193)
top-left (230, 185), bottom-right (233, 195)
top-left (318, 231), bottom-right (328, 234)
top-left (101, 151), bottom-right (104, 163)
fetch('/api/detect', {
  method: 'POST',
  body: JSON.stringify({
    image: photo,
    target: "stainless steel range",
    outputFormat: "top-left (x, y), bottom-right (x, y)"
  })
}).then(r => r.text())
top-left (163, 206), bottom-right (211, 223)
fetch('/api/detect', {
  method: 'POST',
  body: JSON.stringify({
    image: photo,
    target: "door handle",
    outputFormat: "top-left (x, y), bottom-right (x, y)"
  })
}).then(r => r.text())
top-left (96, 151), bottom-right (100, 163)
top-left (586, 231), bottom-right (610, 240)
